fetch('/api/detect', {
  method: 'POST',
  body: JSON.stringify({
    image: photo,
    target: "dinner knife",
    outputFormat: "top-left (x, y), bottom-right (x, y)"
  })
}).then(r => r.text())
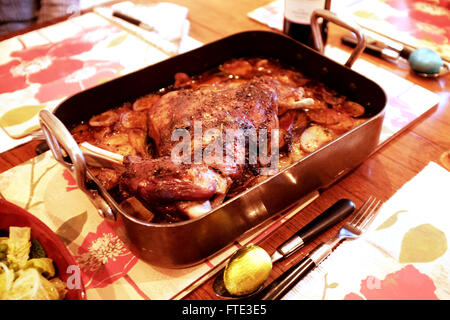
top-left (112, 11), bottom-right (154, 32)
top-left (270, 198), bottom-right (355, 263)
top-left (212, 199), bottom-right (355, 298)
top-left (341, 35), bottom-right (414, 61)
top-left (257, 239), bottom-right (334, 300)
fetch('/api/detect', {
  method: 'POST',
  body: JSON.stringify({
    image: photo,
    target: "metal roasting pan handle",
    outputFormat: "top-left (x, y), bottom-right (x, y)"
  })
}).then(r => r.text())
top-left (311, 9), bottom-right (367, 68)
top-left (38, 109), bottom-right (116, 220)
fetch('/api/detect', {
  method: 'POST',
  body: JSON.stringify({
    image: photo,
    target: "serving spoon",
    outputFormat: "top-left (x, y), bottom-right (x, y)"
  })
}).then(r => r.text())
top-left (213, 198), bottom-right (355, 299)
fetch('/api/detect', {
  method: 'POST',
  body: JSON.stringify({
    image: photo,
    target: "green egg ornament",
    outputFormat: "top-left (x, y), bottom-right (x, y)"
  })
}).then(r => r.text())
top-left (408, 48), bottom-right (444, 74)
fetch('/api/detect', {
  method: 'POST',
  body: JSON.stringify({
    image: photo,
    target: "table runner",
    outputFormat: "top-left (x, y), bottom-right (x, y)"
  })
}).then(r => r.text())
top-left (283, 161), bottom-right (450, 300)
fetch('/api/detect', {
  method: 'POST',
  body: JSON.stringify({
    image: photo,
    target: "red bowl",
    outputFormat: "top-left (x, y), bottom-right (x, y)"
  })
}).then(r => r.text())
top-left (0, 199), bottom-right (86, 300)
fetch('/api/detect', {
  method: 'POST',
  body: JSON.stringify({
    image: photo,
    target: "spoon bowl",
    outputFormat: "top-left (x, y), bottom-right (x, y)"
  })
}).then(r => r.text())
top-left (213, 268), bottom-right (263, 299)
top-left (413, 63), bottom-right (450, 78)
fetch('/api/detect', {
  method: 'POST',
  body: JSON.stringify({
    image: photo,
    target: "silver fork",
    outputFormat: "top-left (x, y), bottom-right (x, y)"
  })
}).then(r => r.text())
top-left (258, 196), bottom-right (382, 300)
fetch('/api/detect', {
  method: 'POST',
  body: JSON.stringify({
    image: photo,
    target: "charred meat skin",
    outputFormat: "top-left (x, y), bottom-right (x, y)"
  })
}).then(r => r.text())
top-left (120, 156), bottom-right (229, 204)
top-left (121, 77), bottom-right (281, 219)
top-left (147, 76), bottom-right (279, 161)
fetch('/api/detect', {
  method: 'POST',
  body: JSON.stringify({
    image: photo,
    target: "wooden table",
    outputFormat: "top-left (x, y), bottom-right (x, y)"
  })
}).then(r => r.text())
top-left (0, 0), bottom-right (449, 300)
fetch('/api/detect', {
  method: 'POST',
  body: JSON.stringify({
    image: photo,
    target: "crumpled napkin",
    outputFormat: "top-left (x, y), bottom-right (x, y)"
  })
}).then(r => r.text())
top-left (95, 1), bottom-right (196, 55)
top-left (283, 162), bottom-right (450, 300)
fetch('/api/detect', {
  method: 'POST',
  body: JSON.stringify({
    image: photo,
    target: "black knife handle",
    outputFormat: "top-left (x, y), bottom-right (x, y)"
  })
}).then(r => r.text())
top-left (258, 254), bottom-right (316, 300)
top-left (299, 198), bottom-right (354, 243)
top-left (275, 199), bottom-right (354, 259)
top-left (341, 35), bottom-right (386, 58)
top-left (399, 46), bottom-right (414, 59)
top-left (113, 11), bottom-right (141, 26)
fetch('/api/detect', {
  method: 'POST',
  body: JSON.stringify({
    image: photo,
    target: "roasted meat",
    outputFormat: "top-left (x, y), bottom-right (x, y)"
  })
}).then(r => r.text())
top-left (148, 76), bottom-right (279, 166)
top-left (71, 57), bottom-right (367, 223)
top-left (120, 156), bottom-right (229, 203)
top-left (119, 156), bottom-right (230, 220)
top-left (119, 77), bottom-right (281, 219)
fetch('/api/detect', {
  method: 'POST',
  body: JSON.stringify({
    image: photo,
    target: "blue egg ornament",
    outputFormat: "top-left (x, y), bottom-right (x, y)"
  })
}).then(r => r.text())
top-left (408, 48), bottom-right (444, 74)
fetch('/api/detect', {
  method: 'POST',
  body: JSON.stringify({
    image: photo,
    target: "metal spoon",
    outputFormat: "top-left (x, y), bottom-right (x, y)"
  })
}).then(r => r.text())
top-left (413, 63), bottom-right (449, 78)
top-left (213, 198), bottom-right (355, 299)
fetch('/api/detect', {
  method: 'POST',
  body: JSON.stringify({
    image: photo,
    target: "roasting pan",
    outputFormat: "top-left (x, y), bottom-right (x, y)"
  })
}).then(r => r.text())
top-left (39, 11), bottom-right (386, 268)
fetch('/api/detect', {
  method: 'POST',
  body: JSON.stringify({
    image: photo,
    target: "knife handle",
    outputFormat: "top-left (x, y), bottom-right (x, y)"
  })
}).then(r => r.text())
top-left (399, 46), bottom-right (414, 59)
top-left (275, 199), bottom-right (354, 258)
top-left (113, 11), bottom-right (141, 26)
top-left (259, 241), bottom-right (333, 300)
top-left (341, 35), bottom-right (400, 60)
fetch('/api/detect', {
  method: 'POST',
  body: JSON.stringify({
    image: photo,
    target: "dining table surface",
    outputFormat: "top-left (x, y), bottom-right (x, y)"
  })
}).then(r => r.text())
top-left (0, 0), bottom-right (449, 300)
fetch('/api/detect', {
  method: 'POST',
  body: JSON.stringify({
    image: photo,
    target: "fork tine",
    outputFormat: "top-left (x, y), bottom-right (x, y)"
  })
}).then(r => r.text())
top-left (352, 196), bottom-right (377, 227)
top-left (358, 199), bottom-right (382, 231)
top-left (348, 196), bottom-right (374, 225)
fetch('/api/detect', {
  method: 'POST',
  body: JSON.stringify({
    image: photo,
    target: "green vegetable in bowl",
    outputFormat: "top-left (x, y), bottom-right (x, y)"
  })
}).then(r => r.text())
top-left (30, 238), bottom-right (47, 259)
top-left (26, 258), bottom-right (55, 278)
top-left (0, 226), bottom-right (67, 300)
top-left (6, 227), bottom-right (31, 269)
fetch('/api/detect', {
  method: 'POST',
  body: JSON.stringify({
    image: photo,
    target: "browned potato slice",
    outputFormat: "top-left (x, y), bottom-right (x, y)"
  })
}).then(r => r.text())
top-left (220, 59), bottom-right (254, 77)
top-left (174, 72), bottom-right (192, 88)
top-left (300, 125), bottom-right (333, 153)
top-left (71, 123), bottom-right (91, 142)
top-left (255, 58), bottom-right (277, 71)
top-left (327, 113), bottom-right (357, 133)
top-left (102, 132), bottom-right (135, 155)
top-left (89, 110), bottom-right (119, 127)
top-left (321, 91), bottom-right (345, 105)
top-left (306, 108), bottom-right (344, 125)
top-left (340, 100), bottom-right (365, 117)
top-left (132, 94), bottom-right (160, 111)
top-left (275, 69), bottom-right (309, 87)
top-left (290, 136), bottom-right (307, 162)
top-left (196, 75), bottom-right (224, 86)
top-left (120, 111), bottom-right (147, 129)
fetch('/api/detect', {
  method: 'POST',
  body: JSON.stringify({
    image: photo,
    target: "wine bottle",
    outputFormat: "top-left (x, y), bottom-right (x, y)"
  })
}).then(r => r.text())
top-left (283, 0), bottom-right (331, 48)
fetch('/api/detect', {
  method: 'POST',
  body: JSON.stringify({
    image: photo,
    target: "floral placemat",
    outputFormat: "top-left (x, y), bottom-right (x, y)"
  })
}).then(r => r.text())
top-left (0, 151), bottom-right (318, 299)
top-left (0, 5), bottom-right (202, 153)
top-left (248, 0), bottom-right (449, 61)
top-left (284, 161), bottom-right (450, 300)
top-left (0, 12), bottom-right (169, 140)
top-left (94, 1), bottom-right (202, 55)
top-left (345, 0), bottom-right (450, 62)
